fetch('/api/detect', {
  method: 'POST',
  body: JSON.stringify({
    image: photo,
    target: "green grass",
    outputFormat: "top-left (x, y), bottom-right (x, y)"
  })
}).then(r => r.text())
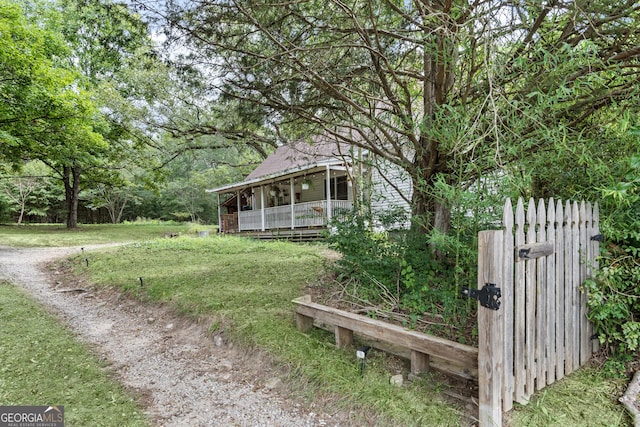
top-left (0, 222), bottom-right (215, 247)
top-left (67, 235), bottom-right (464, 426)
top-left (0, 282), bottom-right (148, 427)
top-left (3, 225), bottom-right (631, 426)
top-left (508, 368), bottom-right (631, 426)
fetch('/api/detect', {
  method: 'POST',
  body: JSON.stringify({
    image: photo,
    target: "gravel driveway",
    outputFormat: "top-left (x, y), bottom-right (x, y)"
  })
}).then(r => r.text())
top-left (0, 245), bottom-right (334, 426)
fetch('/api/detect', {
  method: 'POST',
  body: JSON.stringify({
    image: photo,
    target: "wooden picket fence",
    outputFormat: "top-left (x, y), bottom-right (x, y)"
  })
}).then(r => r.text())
top-left (478, 198), bottom-right (601, 426)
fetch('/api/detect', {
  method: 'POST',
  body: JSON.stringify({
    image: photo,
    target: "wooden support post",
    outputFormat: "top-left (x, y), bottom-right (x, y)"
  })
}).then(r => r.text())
top-left (295, 313), bottom-right (314, 332)
top-left (335, 326), bottom-right (353, 348)
top-left (260, 186), bottom-right (266, 231)
top-left (325, 164), bottom-right (332, 220)
top-left (478, 230), bottom-right (504, 427)
top-left (410, 350), bottom-right (430, 375)
top-left (295, 295), bottom-right (314, 332)
top-left (216, 193), bottom-right (222, 233)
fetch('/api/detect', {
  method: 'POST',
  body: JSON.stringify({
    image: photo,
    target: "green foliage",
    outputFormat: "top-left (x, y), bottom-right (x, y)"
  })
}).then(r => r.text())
top-left (0, 0), bottom-right (100, 167)
top-left (161, 0), bottom-right (640, 235)
top-left (587, 154), bottom-right (640, 356)
top-left (325, 163), bottom-right (512, 340)
top-left (82, 182), bottom-right (139, 224)
top-left (3, 0), bottom-right (165, 228)
top-left (326, 207), bottom-right (478, 338)
top-left (601, 353), bottom-right (636, 379)
top-left (0, 161), bottom-right (62, 223)
top-left (325, 210), bottom-right (401, 301)
top-left (0, 191), bottom-right (13, 222)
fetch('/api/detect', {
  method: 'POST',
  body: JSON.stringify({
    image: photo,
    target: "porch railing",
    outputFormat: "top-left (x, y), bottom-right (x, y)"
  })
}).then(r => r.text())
top-left (238, 209), bottom-right (262, 231)
top-left (221, 213), bottom-right (238, 233)
top-left (237, 200), bottom-right (352, 231)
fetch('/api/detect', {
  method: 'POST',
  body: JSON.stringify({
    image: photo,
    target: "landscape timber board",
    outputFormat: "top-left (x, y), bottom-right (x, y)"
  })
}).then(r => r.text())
top-left (292, 295), bottom-right (478, 377)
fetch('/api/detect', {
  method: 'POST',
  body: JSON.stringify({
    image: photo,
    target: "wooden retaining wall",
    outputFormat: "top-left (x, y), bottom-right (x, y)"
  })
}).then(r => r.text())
top-left (293, 295), bottom-right (478, 378)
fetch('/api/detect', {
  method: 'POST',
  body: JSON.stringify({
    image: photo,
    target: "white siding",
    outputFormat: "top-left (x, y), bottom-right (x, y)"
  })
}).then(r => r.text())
top-left (369, 158), bottom-right (413, 229)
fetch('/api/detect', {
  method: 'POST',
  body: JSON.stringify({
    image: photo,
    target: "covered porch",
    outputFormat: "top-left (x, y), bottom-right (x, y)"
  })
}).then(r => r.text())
top-left (221, 199), bottom-right (353, 233)
top-left (211, 163), bottom-right (355, 234)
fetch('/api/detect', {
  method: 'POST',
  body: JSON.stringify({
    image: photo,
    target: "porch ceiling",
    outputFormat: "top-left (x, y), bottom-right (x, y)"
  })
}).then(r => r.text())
top-left (206, 162), bottom-right (346, 194)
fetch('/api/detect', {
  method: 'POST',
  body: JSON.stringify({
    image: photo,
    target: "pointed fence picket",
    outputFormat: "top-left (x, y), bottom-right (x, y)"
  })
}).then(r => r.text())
top-left (293, 196), bottom-right (601, 427)
top-left (478, 197), bottom-right (601, 426)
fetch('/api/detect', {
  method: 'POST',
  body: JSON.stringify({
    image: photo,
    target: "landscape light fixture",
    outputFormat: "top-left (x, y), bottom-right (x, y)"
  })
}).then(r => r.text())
top-left (84, 258), bottom-right (89, 267)
top-left (138, 277), bottom-right (144, 287)
top-left (356, 346), bottom-right (371, 376)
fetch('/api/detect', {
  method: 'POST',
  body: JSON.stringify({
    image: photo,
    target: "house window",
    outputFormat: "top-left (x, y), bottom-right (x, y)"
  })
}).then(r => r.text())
top-left (325, 175), bottom-right (348, 200)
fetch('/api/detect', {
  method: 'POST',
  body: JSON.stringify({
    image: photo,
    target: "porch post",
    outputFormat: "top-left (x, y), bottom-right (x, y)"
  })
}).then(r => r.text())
top-left (325, 165), bottom-right (332, 221)
top-left (236, 189), bottom-right (241, 233)
top-left (290, 177), bottom-right (295, 229)
top-left (216, 193), bottom-right (221, 233)
top-left (260, 185), bottom-right (266, 231)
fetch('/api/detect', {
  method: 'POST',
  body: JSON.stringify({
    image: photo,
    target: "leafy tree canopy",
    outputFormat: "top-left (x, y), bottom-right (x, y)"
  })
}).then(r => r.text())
top-left (0, 0), bottom-right (105, 169)
top-left (141, 0), bottom-right (640, 232)
top-left (2, 0), bottom-right (162, 227)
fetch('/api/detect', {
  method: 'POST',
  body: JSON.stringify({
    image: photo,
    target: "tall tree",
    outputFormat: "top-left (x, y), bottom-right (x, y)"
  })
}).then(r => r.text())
top-left (0, 0), bottom-right (109, 228)
top-left (1, 1), bottom-right (87, 164)
top-left (5, 0), bottom-right (159, 227)
top-left (52, 0), bottom-right (157, 227)
top-left (146, 0), bottom-right (640, 233)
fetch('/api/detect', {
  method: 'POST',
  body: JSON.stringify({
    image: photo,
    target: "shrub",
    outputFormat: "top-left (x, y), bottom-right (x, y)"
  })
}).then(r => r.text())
top-left (325, 207), bottom-right (478, 338)
top-left (586, 155), bottom-right (640, 356)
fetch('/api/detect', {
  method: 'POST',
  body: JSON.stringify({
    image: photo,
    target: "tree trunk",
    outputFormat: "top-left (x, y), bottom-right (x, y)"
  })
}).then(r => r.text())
top-left (17, 181), bottom-right (26, 225)
top-left (63, 165), bottom-right (81, 228)
top-left (116, 198), bottom-right (128, 224)
top-left (411, 0), bottom-right (455, 237)
top-left (410, 178), bottom-right (451, 236)
top-left (17, 204), bottom-right (25, 225)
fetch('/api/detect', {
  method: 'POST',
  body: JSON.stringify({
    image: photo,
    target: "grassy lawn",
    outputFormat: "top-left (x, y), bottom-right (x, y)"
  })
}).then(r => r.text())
top-left (0, 222), bottom-right (213, 247)
top-left (59, 231), bottom-right (631, 426)
top-left (508, 367), bottom-right (630, 426)
top-left (66, 235), bottom-right (463, 425)
top-left (0, 281), bottom-right (148, 427)
top-left (1, 224), bottom-right (632, 426)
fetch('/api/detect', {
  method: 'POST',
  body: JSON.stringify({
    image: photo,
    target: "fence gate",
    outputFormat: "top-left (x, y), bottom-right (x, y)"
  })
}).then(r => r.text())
top-left (477, 198), bottom-right (601, 426)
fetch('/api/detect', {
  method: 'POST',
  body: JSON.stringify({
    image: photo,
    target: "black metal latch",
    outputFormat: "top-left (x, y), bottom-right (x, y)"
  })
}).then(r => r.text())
top-left (461, 283), bottom-right (501, 310)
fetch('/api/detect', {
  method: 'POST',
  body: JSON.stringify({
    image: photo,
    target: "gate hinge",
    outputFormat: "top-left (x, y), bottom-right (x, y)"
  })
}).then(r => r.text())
top-left (461, 283), bottom-right (501, 310)
top-left (590, 234), bottom-right (604, 242)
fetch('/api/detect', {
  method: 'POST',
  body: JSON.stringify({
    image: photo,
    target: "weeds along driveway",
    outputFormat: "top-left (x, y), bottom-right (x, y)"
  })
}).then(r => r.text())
top-left (0, 245), bottom-right (331, 427)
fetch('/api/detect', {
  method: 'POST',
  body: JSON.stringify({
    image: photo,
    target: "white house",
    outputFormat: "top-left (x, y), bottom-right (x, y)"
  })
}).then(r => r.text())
top-left (207, 135), bottom-right (412, 238)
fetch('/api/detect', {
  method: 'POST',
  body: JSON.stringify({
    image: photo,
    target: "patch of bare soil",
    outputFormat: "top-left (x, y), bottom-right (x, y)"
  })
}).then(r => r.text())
top-left (0, 245), bottom-right (341, 426)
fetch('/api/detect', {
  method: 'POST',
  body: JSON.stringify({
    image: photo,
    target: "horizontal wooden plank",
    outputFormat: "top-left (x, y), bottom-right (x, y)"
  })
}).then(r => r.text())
top-left (312, 319), bottom-right (479, 380)
top-left (515, 241), bottom-right (554, 261)
top-left (293, 296), bottom-right (478, 369)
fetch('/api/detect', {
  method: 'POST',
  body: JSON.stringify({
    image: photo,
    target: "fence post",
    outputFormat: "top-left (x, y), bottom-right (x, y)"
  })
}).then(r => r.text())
top-left (478, 230), bottom-right (504, 427)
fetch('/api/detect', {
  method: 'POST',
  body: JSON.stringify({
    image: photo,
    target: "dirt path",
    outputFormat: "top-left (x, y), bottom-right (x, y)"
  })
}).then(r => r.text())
top-left (0, 245), bottom-right (334, 426)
